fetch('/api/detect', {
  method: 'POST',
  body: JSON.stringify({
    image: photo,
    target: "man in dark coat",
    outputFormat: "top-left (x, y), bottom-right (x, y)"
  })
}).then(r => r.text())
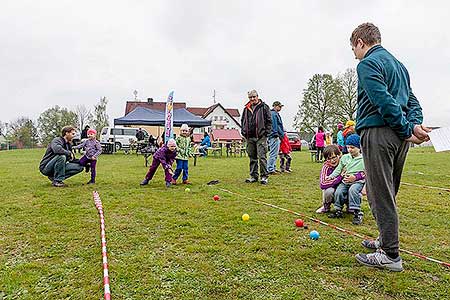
top-left (241, 89), bottom-right (272, 184)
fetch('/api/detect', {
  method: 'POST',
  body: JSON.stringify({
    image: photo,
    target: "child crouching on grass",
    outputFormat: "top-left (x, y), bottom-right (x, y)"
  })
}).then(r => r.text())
top-left (279, 132), bottom-right (292, 173)
top-left (316, 144), bottom-right (343, 214)
top-left (326, 134), bottom-right (366, 225)
top-left (171, 124), bottom-right (193, 185)
top-left (140, 138), bottom-right (177, 188)
top-left (72, 128), bottom-right (102, 184)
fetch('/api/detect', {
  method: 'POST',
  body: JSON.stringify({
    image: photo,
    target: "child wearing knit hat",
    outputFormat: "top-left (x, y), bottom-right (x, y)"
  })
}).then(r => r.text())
top-left (140, 138), bottom-right (177, 187)
top-left (73, 128), bottom-right (102, 184)
top-left (326, 134), bottom-right (366, 225)
top-left (171, 124), bottom-right (193, 185)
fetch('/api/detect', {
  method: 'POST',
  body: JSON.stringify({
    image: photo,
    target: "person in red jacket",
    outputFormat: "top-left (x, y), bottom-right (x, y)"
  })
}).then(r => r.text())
top-left (279, 132), bottom-right (292, 173)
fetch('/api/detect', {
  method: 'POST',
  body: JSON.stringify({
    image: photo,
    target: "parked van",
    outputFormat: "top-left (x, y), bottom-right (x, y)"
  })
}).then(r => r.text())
top-left (100, 126), bottom-right (148, 151)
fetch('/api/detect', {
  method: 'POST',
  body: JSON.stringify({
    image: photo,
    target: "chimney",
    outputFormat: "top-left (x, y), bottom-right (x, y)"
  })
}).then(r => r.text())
top-left (147, 98), bottom-right (154, 103)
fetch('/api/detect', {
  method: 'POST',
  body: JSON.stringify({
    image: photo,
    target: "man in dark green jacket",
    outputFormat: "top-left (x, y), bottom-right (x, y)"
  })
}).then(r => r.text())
top-left (241, 89), bottom-right (272, 184)
top-left (39, 126), bottom-right (84, 187)
top-left (350, 23), bottom-right (431, 272)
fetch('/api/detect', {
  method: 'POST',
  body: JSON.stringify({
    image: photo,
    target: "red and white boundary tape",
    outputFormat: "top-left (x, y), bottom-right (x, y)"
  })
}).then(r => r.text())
top-left (401, 182), bottom-right (450, 192)
top-left (93, 191), bottom-right (111, 300)
top-left (216, 187), bottom-right (450, 269)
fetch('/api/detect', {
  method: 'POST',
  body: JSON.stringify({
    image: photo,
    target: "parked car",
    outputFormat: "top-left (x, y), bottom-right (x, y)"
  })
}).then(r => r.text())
top-left (286, 132), bottom-right (301, 151)
top-left (100, 126), bottom-right (149, 151)
top-left (300, 139), bottom-right (309, 149)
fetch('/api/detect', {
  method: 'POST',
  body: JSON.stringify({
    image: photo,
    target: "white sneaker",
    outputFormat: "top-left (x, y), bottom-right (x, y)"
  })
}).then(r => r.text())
top-left (315, 206), bottom-right (329, 214)
top-left (355, 249), bottom-right (403, 272)
top-left (361, 237), bottom-right (381, 250)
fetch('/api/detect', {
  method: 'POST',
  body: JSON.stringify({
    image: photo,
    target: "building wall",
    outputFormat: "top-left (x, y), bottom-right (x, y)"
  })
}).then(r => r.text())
top-left (204, 105), bottom-right (241, 133)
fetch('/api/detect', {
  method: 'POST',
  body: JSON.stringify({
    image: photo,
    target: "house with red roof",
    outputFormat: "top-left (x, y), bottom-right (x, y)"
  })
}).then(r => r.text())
top-left (187, 103), bottom-right (241, 132)
top-left (124, 98), bottom-right (241, 136)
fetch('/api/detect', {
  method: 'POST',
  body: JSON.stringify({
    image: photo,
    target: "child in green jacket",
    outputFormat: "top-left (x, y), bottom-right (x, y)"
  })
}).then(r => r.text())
top-left (327, 134), bottom-right (366, 225)
top-left (172, 124), bottom-right (193, 184)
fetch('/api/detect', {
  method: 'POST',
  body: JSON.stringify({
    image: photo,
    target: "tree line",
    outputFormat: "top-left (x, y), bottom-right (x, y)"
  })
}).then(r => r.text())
top-left (0, 97), bottom-right (109, 148)
top-left (293, 68), bottom-right (358, 134)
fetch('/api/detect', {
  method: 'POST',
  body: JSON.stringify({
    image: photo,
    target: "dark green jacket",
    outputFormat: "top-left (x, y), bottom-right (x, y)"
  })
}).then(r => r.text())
top-left (355, 45), bottom-right (423, 139)
top-left (39, 137), bottom-right (72, 172)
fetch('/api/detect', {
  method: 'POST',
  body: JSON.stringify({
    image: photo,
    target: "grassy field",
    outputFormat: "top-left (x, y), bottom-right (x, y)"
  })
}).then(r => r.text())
top-left (1, 147), bottom-right (449, 300)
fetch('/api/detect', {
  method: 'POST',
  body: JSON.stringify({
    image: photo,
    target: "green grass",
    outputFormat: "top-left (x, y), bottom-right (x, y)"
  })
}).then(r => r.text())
top-left (0, 147), bottom-right (449, 299)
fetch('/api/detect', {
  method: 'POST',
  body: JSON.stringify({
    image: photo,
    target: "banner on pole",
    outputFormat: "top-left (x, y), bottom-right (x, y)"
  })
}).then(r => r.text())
top-left (164, 90), bottom-right (174, 143)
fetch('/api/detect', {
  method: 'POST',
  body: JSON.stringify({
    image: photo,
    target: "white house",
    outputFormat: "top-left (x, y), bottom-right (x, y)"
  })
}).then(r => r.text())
top-left (187, 103), bottom-right (241, 133)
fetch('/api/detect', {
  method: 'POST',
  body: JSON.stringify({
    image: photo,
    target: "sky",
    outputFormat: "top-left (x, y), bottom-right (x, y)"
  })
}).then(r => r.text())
top-left (1, 0), bottom-right (449, 130)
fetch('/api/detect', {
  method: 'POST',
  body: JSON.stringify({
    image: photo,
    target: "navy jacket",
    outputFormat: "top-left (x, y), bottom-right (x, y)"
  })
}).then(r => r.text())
top-left (355, 45), bottom-right (423, 139)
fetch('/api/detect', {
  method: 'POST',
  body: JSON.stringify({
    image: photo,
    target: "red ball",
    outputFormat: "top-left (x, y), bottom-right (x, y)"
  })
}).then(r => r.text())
top-left (213, 195), bottom-right (220, 201)
top-left (294, 219), bottom-right (304, 227)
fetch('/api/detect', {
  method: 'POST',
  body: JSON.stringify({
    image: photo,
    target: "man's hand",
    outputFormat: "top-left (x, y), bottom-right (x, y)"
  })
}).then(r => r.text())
top-left (413, 124), bottom-right (432, 141)
top-left (343, 174), bottom-right (356, 184)
top-left (406, 134), bottom-right (425, 145)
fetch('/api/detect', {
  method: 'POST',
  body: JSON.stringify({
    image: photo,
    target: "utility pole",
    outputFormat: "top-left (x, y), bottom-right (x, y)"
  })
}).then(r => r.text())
top-left (213, 89), bottom-right (216, 104)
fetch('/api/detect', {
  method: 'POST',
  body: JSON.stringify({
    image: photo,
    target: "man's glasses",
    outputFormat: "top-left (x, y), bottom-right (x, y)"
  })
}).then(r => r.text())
top-left (248, 96), bottom-right (257, 99)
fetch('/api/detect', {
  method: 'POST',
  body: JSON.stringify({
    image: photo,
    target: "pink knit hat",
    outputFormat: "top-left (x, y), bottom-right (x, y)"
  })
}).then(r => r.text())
top-left (87, 128), bottom-right (97, 135)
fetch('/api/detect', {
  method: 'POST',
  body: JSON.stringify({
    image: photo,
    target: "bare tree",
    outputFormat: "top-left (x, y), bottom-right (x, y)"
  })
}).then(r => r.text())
top-left (76, 105), bottom-right (93, 130)
top-left (0, 121), bottom-right (6, 135)
top-left (92, 96), bottom-right (109, 134)
top-left (335, 68), bottom-right (358, 122)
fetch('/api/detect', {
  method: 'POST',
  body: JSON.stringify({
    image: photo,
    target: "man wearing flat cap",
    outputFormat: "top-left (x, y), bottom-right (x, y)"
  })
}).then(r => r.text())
top-left (241, 90), bottom-right (272, 184)
top-left (267, 101), bottom-right (284, 174)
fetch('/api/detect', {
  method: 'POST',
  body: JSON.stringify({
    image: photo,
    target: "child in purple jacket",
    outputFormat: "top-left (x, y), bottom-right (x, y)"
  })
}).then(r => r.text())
top-left (316, 145), bottom-right (343, 213)
top-left (73, 128), bottom-right (102, 184)
top-left (140, 138), bottom-right (177, 188)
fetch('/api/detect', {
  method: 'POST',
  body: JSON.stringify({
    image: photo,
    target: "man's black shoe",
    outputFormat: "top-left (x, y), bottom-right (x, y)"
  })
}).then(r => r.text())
top-left (245, 177), bottom-right (258, 183)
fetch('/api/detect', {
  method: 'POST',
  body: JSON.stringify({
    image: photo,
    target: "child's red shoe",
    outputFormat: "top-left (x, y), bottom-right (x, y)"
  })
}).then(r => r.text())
top-left (170, 179), bottom-right (177, 185)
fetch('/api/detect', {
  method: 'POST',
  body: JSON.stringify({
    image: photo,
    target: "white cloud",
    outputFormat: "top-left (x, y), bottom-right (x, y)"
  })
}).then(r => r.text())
top-left (1, 0), bottom-right (449, 129)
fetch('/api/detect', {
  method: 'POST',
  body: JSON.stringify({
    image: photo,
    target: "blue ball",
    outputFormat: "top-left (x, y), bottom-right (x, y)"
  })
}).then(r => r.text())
top-left (309, 230), bottom-right (320, 240)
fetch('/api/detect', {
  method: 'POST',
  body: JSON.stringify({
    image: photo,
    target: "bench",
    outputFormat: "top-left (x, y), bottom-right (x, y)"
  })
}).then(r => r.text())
top-left (101, 142), bottom-right (115, 154)
top-left (207, 147), bottom-right (222, 157)
top-left (193, 152), bottom-right (201, 166)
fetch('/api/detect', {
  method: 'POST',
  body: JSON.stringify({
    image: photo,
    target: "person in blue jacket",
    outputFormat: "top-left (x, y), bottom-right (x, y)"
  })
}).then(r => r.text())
top-left (350, 23), bottom-right (431, 272)
top-left (267, 101), bottom-right (284, 174)
top-left (198, 132), bottom-right (211, 156)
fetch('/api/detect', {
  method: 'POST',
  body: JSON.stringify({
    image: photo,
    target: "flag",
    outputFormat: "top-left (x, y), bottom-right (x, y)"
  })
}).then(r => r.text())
top-left (164, 91), bottom-right (174, 143)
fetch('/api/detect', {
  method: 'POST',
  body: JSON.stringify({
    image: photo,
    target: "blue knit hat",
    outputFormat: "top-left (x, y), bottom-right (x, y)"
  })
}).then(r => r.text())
top-left (346, 134), bottom-right (360, 148)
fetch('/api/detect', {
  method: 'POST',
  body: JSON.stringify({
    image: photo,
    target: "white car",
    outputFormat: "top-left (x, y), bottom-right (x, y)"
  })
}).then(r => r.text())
top-left (100, 126), bottom-right (148, 151)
